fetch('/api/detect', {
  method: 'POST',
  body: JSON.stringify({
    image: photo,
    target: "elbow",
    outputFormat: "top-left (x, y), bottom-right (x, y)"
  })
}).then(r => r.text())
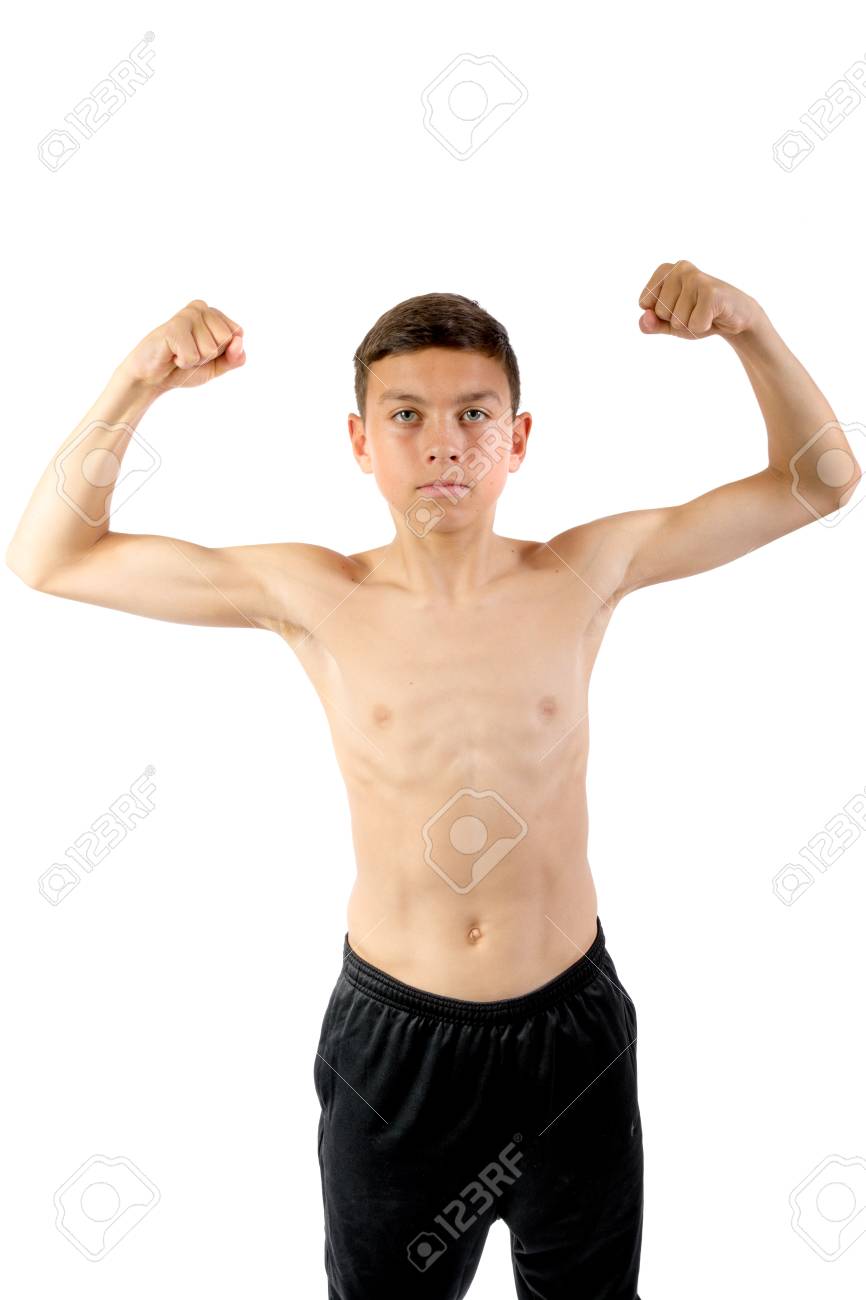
top-left (5, 548), bottom-right (52, 590)
top-left (789, 461), bottom-right (863, 520)
top-left (820, 461), bottom-right (863, 516)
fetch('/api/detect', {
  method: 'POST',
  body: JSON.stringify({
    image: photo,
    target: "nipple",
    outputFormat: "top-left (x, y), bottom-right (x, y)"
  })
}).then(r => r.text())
top-left (467, 925), bottom-right (482, 943)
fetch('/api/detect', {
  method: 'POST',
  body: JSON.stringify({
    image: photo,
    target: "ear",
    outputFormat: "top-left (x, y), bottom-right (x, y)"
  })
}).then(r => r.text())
top-left (347, 412), bottom-right (372, 471)
top-left (513, 410), bottom-right (532, 454)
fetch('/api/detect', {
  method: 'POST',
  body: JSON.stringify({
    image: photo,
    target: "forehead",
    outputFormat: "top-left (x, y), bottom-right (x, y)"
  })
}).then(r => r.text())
top-left (369, 348), bottom-right (507, 404)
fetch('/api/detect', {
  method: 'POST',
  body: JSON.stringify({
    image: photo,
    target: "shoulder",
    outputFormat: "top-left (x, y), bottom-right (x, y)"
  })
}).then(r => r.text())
top-left (244, 541), bottom-right (367, 638)
top-left (346, 543), bottom-right (389, 578)
top-left (253, 540), bottom-right (364, 583)
top-left (534, 516), bottom-right (635, 605)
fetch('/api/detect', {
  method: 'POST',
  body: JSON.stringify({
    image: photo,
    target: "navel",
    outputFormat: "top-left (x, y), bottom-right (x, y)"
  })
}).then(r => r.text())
top-left (467, 925), bottom-right (483, 944)
top-left (539, 694), bottom-right (557, 718)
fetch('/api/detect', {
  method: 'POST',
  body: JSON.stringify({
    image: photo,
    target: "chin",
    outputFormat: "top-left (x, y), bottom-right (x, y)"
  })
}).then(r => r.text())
top-left (401, 494), bottom-right (468, 537)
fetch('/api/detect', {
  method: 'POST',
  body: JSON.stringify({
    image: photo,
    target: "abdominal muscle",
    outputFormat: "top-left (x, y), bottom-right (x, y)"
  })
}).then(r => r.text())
top-left (341, 753), bottom-right (601, 1000)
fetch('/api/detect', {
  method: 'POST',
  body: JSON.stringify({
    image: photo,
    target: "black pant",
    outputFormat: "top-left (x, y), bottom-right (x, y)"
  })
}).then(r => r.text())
top-left (313, 916), bottom-right (643, 1298)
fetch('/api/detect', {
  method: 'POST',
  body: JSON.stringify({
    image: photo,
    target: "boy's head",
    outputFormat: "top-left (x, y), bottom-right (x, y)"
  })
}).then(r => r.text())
top-left (349, 293), bottom-right (531, 527)
top-left (353, 292), bottom-right (520, 421)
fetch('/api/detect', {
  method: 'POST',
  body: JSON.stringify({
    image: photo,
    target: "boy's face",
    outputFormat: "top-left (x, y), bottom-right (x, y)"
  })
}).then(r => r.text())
top-left (348, 347), bottom-right (531, 528)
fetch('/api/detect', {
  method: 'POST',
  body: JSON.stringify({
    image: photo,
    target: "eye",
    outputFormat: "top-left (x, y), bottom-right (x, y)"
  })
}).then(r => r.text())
top-left (391, 408), bottom-right (490, 424)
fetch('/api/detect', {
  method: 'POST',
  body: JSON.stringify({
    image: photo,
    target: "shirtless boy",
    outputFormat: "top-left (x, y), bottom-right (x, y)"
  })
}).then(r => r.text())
top-left (7, 261), bottom-right (860, 1298)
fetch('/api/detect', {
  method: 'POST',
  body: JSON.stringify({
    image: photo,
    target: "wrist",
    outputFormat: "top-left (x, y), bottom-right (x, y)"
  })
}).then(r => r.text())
top-left (724, 301), bottom-right (781, 358)
top-left (107, 364), bottom-right (164, 412)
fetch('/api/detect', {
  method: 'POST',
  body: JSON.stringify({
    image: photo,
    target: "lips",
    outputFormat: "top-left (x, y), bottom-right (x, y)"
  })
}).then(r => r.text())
top-left (419, 481), bottom-right (469, 491)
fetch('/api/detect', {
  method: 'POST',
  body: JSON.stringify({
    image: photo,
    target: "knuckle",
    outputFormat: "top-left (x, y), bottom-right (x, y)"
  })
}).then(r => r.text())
top-left (207, 317), bottom-right (232, 345)
top-left (180, 300), bottom-right (207, 321)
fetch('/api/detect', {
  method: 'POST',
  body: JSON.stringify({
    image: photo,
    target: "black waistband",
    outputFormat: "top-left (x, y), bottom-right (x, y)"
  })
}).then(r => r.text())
top-left (339, 916), bottom-right (608, 1024)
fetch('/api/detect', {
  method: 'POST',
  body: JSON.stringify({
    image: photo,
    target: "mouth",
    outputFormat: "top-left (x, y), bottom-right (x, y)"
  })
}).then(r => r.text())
top-left (418, 480), bottom-right (470, 495)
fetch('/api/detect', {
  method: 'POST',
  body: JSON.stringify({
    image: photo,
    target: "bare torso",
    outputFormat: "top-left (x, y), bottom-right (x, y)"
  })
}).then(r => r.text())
top-left (279, 529), bottom-right (622, 999)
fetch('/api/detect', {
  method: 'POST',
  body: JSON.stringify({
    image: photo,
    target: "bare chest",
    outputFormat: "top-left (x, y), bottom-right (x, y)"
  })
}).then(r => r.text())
top-left (282, 573), bottom-right (615, 774)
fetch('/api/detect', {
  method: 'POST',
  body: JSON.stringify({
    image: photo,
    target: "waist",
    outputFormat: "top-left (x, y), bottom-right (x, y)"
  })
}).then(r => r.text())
top-left (341, 913), bottom-right (608, 1021)
top-left (346, 864), bottom-right (599, 999)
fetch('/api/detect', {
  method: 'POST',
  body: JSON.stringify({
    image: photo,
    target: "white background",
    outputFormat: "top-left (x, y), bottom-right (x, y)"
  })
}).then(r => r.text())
top-left (2, 1), bottom-right (865, 1295)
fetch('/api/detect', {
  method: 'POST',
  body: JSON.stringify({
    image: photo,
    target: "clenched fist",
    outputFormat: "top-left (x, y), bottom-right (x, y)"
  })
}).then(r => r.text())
top-left (638, 260), bottom-right (760, 339)
top-left (118, 299), bottom-right (246, 393)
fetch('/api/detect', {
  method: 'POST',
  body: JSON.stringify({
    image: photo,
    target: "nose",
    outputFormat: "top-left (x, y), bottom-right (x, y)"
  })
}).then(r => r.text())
top-left (423, 427), bottom-right (471, 460)
top-left (421, 417), bottom-right (475, 480)
top-left (425, 445), bottom-right (461, 462)
top-left (423, 450), bottom-right (465, 483)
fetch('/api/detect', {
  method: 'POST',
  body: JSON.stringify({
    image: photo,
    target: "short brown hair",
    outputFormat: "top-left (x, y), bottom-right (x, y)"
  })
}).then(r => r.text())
top-left (354, 292), bottom-right (520, 421)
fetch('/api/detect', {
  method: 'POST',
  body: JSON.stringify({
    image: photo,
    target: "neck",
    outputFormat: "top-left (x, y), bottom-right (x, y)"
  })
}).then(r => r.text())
top-left (385, 506), bottom-right (511, 600)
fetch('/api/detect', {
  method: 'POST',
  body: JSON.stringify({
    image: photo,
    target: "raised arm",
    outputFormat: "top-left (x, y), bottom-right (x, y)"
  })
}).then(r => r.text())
top-left (549, 260), bottom-right (862, 602)
top-left (5, 300), bottom-right (344, 634)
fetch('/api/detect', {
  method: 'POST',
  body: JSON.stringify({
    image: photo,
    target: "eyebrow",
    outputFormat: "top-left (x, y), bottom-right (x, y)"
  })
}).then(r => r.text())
top-left (377, 389), bottom-right (503, 406)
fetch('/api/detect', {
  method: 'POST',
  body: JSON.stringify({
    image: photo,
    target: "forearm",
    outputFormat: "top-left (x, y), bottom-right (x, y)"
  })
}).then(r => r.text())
top-left (725, 309), bottom-right (861, 503)
top-left (6, 366), bottom-right (160, 584)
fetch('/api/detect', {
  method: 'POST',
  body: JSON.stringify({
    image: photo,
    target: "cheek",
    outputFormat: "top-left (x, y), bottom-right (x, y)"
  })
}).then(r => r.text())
top-left (472, 451), bottom-right (510, 493)
top-left (374, 443), bottom-right (414, 491)
top-left (470, 430), bottom-right (513, 480)
top-left (370, 437), bottom-right (401, 470)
